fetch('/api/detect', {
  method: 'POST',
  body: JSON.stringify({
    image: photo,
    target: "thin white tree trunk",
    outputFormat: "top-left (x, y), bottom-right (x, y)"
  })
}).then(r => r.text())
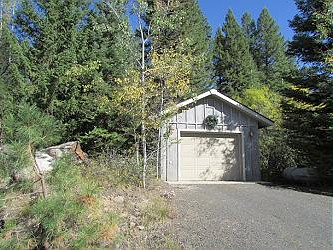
top-left (139, 18), bottom-right (147, 189)
top-left (141, 121), bottom-right (147, 188)
top-left (0, 1), bottom-right (3, 34)
top-left (156, 88), bottom-right (164, 179)
top-left (134, 131), bottom-right (140, 167)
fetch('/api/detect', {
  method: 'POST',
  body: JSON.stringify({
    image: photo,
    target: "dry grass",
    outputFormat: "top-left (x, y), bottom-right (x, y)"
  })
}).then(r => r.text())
top-left (0, 156), bottom-right (180, 249)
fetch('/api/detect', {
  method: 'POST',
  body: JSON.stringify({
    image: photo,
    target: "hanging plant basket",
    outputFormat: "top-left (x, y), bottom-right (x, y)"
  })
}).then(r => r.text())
top-left (203, 115), bottom-right (219, 130)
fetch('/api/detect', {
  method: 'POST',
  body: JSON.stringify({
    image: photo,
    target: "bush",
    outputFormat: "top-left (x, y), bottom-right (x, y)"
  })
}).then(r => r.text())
top-left (0, 102), bottom-right (63, 180)
top-left (236, 86), bottom-right (299, 180)
top-left (2, 102), bottom-right (63, 148)
top-left (86, 153), bottom-right (156, 188)
top-left (29, 157), bottom-right (121, 248)
top-left (79, 127), bottom-right (127, 153)
top-left (260, 129), bottom-right (299, 181)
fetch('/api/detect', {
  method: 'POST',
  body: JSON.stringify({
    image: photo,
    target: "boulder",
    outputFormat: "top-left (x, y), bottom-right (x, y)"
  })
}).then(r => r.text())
top-left (283, 167), bottom-right (318, 184)
top-left (35, 141), bottom-right (87, 173)
top-left (35, 151), bottom-right (54, 173)
top-left (45, 141), bottom-right (86, 161)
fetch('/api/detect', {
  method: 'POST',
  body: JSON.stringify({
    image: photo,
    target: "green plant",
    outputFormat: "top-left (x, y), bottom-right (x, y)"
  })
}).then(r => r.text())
top-left (143, 197), bottom-right (172, 225)
top-left (79, 127), bottom-right (127, 153)
top-left (260, 129), bottom-right (299, 181)
top-left (86, 154), bottom-right (146, 188)
top-left (2, 103), bottom-right (63, 148)
top-left (203, 115), bottom-right (219, 130)
top-left (0, 103), bottom-right (63, 181)
top-left (29, 157), bottom-right (122, 248)
top-left (236, 86), bottom-right (299, 180)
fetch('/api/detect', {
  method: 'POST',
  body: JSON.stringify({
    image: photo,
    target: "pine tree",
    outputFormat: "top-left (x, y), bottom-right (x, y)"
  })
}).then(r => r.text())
top-left (14, 0), bottom-right (134, 144)
top-left (254, 8), bottom-right (290, 90)
top-left (0, 17), bottom-right (30, 144)
top-left (147, 0), bottom-right (212, 92)
top-left (241, 12), bottom-right (256, 55)
top-left (0, 21), bottom-right (29, 103)
top-left (213, 10), bottom-right (260, 96)
top-left (285, 0), bottom-right (332, 180)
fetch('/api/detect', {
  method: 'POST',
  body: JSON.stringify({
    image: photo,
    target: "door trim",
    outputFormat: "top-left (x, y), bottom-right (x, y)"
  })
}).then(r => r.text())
top-left (177, 129), bottom-right (245, 181)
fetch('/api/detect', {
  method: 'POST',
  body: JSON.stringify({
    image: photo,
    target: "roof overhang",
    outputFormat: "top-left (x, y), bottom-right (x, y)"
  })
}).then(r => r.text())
top-left (176, 89), bottom-right (274, 128)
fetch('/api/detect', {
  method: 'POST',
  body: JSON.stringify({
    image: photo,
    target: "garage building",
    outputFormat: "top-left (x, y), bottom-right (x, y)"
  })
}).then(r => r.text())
top-left (161, 89), bottom-right (273, 182)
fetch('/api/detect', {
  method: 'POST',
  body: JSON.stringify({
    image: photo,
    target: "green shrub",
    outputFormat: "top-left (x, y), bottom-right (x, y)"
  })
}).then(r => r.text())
top-left (236, 86), bottom-right (299, 180)
top-left (86, 154), bottom-right (146, 187)
top-left (2, 102), bottom-right (63, 148)
top-left (29, 157), bottom-right (121, 248)
top-left (0, 102), bottom-right (63, 180)
top-left (260, 130), bottom-right (299, 181)
top-left (79, 127), bottom-right (127, 153)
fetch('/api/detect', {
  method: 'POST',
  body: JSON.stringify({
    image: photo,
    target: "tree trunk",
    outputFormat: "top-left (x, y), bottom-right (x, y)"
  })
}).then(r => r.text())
top-left (139, 18), bottom-right (147, 189)
top-left (141, 122), bottom-right (147, 189)
top-left (156, 128), bottom-right (161, 179)
top-left (134, 131), bottom-right (140, 167)
top-left (156, 88), bottom-right (164, 179)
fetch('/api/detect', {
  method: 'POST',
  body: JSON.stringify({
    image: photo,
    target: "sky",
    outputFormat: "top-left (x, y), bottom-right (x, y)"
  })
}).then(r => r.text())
top-left (198, 0), bottom-right (298, 41)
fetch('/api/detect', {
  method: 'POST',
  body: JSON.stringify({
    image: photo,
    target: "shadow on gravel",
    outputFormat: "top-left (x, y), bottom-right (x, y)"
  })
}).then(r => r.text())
top-left (258, 182), bottom-right (333, 197)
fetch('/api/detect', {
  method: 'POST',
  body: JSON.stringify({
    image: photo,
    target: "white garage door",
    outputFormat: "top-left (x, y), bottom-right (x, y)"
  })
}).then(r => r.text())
top-left (179, 133), bottom-right (242, 181)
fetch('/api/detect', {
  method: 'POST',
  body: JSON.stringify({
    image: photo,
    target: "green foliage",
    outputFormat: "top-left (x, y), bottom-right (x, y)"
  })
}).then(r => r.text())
top-left (148, 0), bottom-right (213, 92)
top-left (235, 86), bottom-right (282, 125)
top-left (87, 153), bottom-right (154, 188)
top-left (0, 21), bottom-right (30, 104)
top-left (30, 157), bottom-right (120, 248)
top-left (241, 12), bottom-right (256, 56)
top-left (13, 0), bottom-right (134, 145)
top-left (286, 0), bottom-right (332, 180)
top-left (0, 103), bottom-right (62, 178)
top-left (0, 153), bottom-right (160, 248)
top-left (236, 86), bottom-right (299, 180)
top-left (2, 103), bottom-right (62, 147)
top-left (254, 8), bottom-right (291, 90)
top-left (203, 115), bottom-right (219, 130)
top-left (79, 127), bottom-right (127, 152)
top-left (213, 10), bottom-right (260, 96)
top-left (260, 130), bottom-right (298, 181)
top-left (143, 196), bottom-right (172, 225)
top-left (0, 219), bottom-right (30, 250)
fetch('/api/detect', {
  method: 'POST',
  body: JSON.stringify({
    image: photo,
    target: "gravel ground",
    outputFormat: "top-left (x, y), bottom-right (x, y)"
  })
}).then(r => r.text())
top-left (171, 184), bottom-right (332, 250)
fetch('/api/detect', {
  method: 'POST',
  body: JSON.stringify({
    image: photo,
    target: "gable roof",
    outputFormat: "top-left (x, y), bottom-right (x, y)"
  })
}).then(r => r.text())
top-left (177, 89), bottom-right (274, 128)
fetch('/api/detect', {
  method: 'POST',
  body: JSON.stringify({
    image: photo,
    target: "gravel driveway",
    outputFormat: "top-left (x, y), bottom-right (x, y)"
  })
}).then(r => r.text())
top-left (171, 183), bottom-right (332, 249)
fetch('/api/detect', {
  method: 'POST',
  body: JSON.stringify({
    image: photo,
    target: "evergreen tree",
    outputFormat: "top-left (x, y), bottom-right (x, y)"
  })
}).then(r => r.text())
top-left (0, 21), bottom-right (29, 104)
top-left (285, 0), bottom-right (332, 180)
top-left (241, 12), bottom-right (256, 55)
top-left (14, 0), bottom-right (134, 146)
top-left (254, 8), bottom-right (290, 89)
top-left (0, 17), bottom-right (30, 144)
top-left (147, 0), bottom-right (212, 92)
top-left (213, 10), bottom-right (260, 96)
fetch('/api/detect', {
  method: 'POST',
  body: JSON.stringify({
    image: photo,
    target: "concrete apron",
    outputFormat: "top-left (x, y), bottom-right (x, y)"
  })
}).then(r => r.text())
top-left (166, 181), bottom-right (266, 185)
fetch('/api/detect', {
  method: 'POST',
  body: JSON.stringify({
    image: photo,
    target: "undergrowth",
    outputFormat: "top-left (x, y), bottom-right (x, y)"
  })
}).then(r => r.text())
top-left (0, 155), bottom-right (175, 249)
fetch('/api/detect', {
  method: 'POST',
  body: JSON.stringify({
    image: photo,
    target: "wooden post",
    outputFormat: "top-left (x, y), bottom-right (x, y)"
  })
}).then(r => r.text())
top-left (28, 143), bottom-right (47, 198)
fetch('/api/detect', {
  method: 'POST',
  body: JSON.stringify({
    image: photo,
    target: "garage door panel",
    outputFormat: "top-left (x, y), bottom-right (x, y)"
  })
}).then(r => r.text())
top-left (182, 157), bottom-right (195, 166)
top-left (181, 137), bottom-right (195, 145)
top-left (180, 133), bottom-right (241, 181)
top-left (181, 144), bottom-right (194, 154)
top-left (198, 169), bottom-right (224, 180)
top-left (180, 170), bottom-right (197, 180)
top-left (196, 157), bottom-right (210, 166)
